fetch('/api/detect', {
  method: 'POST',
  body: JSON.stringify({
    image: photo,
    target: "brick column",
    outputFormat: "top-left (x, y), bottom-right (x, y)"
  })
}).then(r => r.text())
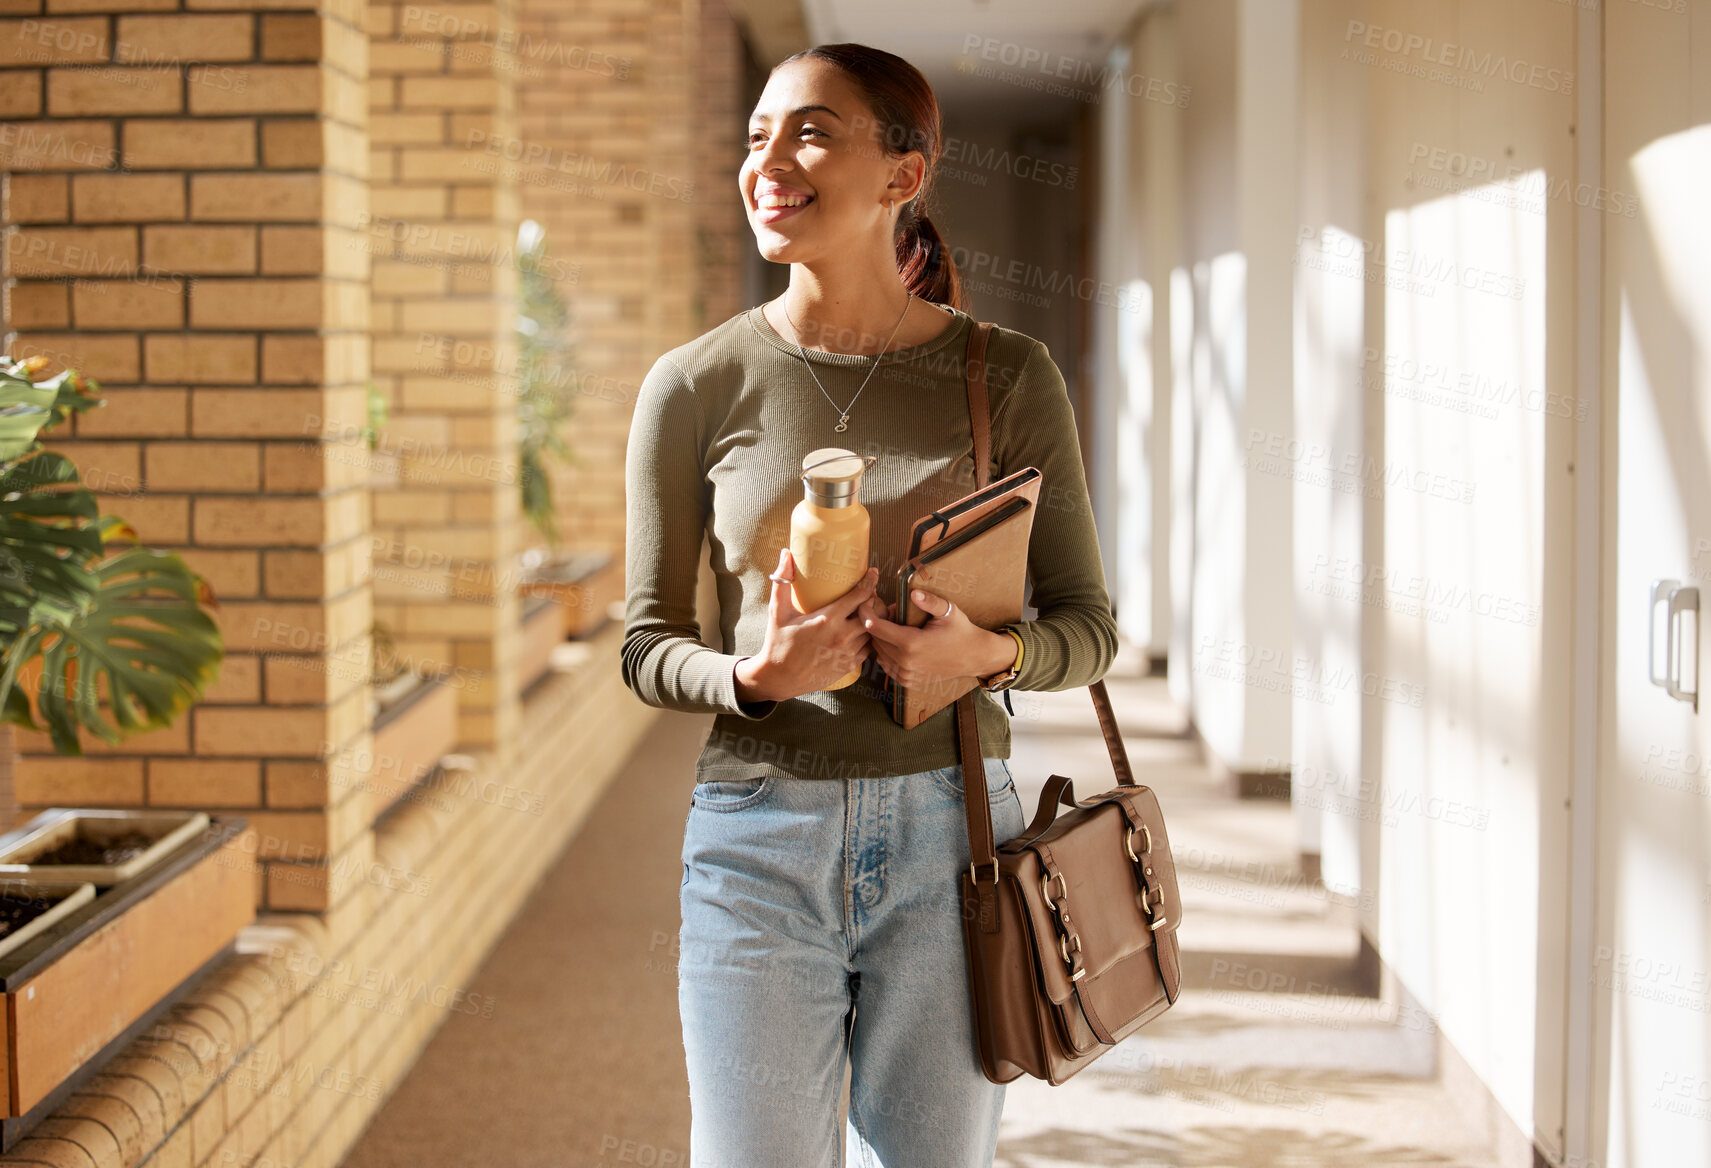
top-left (1, 0), bottom-right (372, 913)
top-left (512, 0), bottom-right (748, 568)
top-left (365, 0), bottom-right (520, 755)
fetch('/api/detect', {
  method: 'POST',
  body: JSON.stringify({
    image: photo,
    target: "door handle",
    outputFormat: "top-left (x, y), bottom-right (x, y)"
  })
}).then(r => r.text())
top-left (1650, 578), bottom-right (1700, 712)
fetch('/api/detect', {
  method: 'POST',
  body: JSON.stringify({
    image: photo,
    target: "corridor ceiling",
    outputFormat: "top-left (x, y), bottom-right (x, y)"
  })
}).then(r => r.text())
top-left (726, 0), bottom-right (1158, 114)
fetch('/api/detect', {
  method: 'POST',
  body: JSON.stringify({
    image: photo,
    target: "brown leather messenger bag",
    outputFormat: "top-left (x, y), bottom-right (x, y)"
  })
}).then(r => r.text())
top-left (951, 320), bottom-right (1184, 1085)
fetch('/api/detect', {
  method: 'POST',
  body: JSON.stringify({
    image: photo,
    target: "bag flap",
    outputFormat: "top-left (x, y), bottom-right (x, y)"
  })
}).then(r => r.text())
top-left (1005, 803), bottom-right (1161, 1007)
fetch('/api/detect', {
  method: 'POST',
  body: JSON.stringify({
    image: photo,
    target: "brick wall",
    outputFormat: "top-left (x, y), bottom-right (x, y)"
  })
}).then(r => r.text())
top-left (364, 0), bottom-right (521, 755)
top-left (511, 0), bottom-right (747, 569)
top-left (0, 632), bottom-right (656, 1168)
top-left (1, 0), bottom-right (374, 914)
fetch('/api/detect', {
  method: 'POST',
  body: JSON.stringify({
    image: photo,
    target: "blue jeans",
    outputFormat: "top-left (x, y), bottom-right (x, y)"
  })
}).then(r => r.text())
top-left (677, 756), bottom-right (1028, 1168)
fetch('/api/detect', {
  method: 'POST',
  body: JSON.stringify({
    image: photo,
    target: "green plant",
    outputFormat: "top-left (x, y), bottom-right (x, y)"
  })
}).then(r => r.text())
top-left (515, 219), bottom-right (582, 553)
top-left (363, 381), bottom-right (388, 452)
top-left (0, 357), bottom-right (224, 754)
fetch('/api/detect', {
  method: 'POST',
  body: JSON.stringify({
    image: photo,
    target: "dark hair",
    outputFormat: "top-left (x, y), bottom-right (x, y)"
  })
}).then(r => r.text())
top-left (774, 43), bottom-right (967, 313)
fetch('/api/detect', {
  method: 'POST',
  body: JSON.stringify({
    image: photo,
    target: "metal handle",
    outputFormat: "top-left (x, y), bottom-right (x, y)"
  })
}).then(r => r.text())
top-left (1650, 578), bottom-right (1700, 712)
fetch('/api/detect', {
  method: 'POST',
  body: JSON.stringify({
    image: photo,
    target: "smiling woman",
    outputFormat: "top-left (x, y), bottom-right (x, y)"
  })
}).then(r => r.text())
top-left (621, 38), bottom-right (1119, 1168)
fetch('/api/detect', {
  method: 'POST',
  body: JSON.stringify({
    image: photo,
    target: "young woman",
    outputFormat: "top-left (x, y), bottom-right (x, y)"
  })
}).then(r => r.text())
top-left (620, 41), bottom-right (1118, 1167)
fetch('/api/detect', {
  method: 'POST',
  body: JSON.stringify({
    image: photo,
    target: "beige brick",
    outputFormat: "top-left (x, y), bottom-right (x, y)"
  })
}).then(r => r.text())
top-left (258, 117), bottom-right (321, 168)
top-left (123, 117), bottom-right (255, 169)
top-left (47, 67), bottom-right (181, 115)
top-left (143, 224), bottom-right (255, 274)
top-left (261, 334), bottom-right (326, 383)
top-left (0, 118), bottom-right (118, 169)
top-left (144, 333), bottom-right (255, 383)
top-left (3, 224), bottom-right (134, 277)
top-left (396, 147), bottom-right (480, 183)
top-left (48, 0), bottom-right (176, 10)
top-left (4, 281), bottom-right (68, 328)
top-left (145, 441), bottom-right (260, 490)
top-left (258, 225), bottom-right (322, 275)
top-left (5, 173), bottom-right (67, 221)
top-left (0, 70), bottom-right (40, 117)
top-left (177, 546), bottom-right (260, 597)
top-left (189, 278), bottom-right (320, 329)
top-left (371, 260), bottom-right (444, 296)
top-left (70, 385), bottom-right (184, 435)
top-left (398, 74), bottom-right (496, 109)
top-left (191, 387), bottom-right (329, 438)
top-left (195, 710), bottom-right (333, 763)
top-left (149, 758), bottom-right (262, 806)
top-left (0, 17), bottom-right (108, 65)
top-left (15, 756), bottom-right (145, 805)
top-left (190, 172), bottom-right (320, 221)
top-left (185, 0), bottom-right (316, 10)
top-left (198, 649), bottom-right (260, 702)
top-left (116, 14), bottom-right (252, 63)
top-left (118, 14), bottom-right (251, 67)
top-left (12, 330), bottom-right (138, 381)
top-left (449, 186), bottom-right (493, 219)
top-left (62, 1092), bottom-right (150, 1164)
top-left (71, 277), bottom-right (183, 328)
top-left (370, 40), bottom-right (442, 73)
top-left (189, 63), bottom-right (318, 114)
top-left (260, 441), bottom-right (328, 491)
top-left (260, 12), bottom-right (318, 60)
top-left (71, 172), bottom-right (184, 222)
top-left (367, 113), bottom-right (438, 149)
top-left (96, 491), bottom-right (187, 542)
top-left (369, 185), bottom-right (445, 220)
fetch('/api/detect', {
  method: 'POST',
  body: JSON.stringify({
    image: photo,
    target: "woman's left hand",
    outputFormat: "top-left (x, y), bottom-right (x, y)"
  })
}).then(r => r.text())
top-left (861, 586), bottom-right (1009, 688)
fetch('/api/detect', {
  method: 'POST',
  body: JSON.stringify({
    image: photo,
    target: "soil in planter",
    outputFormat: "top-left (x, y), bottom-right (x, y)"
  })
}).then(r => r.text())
top-left (35, 831), bottom-right (156, 868)
top-left (0, 892), bottom-right (69, 938)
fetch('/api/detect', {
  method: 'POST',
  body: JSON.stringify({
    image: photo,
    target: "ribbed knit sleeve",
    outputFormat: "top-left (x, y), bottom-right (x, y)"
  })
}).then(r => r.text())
top-left (998, 340), bottom-right (1120, 691)
top-left (619, 356), bottom-right (780, 720)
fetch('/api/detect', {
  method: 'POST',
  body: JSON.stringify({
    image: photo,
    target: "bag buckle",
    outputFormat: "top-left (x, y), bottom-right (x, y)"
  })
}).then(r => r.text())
top-left (1124, 823), bottom-right (1152, 862)
top-left (1040, 869), bottom-right (1068, 909)
top-left (1056, 931), bottom-right (1086, 980)
top-left (969, 859), bottom-right (998, 886)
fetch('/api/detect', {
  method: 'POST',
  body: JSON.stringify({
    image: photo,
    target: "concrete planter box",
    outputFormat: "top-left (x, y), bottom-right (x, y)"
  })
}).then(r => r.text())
top-left (0, 809), bottom-right (210, 885)
top-left (517, 549), bottom-right (616, 639)
top-left (0, 813), bottom-right (253, 1145)
top-left (368, 672), bottom-right (459, 822)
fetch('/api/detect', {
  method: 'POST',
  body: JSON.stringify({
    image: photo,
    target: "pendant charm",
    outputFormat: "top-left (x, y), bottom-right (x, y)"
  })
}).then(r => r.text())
top-left (835, 414), bottom-right (849, 432)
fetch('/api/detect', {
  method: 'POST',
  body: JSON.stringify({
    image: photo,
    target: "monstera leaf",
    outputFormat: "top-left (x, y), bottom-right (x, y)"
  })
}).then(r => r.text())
top-left (0, 359), bottom-right (224, 754)
top-left (2, 517), bottom-right (222, 754)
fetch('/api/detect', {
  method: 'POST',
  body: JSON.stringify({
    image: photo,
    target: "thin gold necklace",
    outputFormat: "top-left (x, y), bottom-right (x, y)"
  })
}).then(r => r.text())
top-left (781, 292), bottom-right (913, 433)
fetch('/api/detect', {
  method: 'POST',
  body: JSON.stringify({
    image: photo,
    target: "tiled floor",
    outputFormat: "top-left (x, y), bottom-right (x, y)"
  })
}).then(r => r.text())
top-left (343, 642), bottom-right (1517, 1168)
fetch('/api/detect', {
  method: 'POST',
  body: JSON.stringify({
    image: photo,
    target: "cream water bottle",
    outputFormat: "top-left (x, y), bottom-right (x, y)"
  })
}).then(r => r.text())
top-left (790, 448), bottom-right (879, 690)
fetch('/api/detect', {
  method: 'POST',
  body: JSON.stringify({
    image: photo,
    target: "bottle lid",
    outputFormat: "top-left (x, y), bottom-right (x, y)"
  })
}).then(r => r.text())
top-left (801, 447), bottom-right (877, 508)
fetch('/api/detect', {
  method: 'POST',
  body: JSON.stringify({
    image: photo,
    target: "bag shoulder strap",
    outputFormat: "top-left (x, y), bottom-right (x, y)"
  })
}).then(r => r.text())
top-left (955, 322), bottom-right (1136, 883)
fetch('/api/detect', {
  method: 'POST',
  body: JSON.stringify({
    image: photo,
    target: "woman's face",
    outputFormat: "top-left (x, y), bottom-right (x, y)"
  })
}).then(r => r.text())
top-left (740, 57), bottom-right (924, 265)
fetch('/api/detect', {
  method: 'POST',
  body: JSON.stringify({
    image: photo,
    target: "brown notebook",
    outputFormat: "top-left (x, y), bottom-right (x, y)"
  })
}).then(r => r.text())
top-left (887, 465), bottom-right (1041, 729)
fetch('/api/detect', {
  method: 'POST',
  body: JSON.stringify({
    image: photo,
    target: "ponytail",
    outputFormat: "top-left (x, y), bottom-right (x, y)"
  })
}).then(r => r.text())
top-left (896, 206), bottom-right (964, 312)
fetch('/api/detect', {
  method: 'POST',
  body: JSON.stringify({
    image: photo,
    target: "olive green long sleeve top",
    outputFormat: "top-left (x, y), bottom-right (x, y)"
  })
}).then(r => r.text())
top-left (619, 301), bottom-right (1118, 781)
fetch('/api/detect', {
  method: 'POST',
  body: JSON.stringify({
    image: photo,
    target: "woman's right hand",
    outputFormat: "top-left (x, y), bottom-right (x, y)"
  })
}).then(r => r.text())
top-left (734, 548), bottom-right (879, 703)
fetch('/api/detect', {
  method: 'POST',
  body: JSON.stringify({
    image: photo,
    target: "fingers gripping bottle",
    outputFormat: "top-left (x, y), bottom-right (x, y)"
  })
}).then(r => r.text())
top-left (790, 448), bottom-right (879, 691)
